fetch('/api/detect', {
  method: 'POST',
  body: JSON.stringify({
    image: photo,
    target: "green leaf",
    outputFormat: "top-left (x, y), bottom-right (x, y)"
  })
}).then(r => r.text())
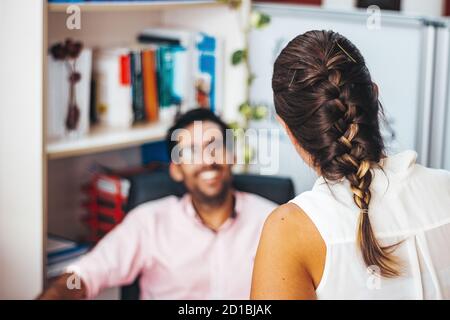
top-left (251, 11), bottom-right (271, 29)
top-left (239, 102), bottom-right (252, 119)
top-left (257, 13), bottom-right (271, 28)
top-left (231, 49), bottom-right (247, 66)
top-left (251, 105), bottom-right (268, 120)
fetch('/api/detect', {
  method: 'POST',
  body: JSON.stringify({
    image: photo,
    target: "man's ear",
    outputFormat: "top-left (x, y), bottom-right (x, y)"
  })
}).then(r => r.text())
top-left (169, 163), bottom-right (183, 182)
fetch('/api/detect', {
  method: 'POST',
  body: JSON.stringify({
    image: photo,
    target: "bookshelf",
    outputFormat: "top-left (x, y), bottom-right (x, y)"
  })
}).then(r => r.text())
top-left (47, 121), bottom-right (172, 159)
top-left (0, 0), bottom-right (246, 299)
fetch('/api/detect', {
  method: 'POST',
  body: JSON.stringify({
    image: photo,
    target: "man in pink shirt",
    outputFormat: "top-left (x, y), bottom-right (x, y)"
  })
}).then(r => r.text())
top-left (38, 108), bottom-right (276, 300)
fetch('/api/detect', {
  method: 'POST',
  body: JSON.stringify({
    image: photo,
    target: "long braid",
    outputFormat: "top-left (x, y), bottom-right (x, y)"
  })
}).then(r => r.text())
top-left (328, 64), bottom-right (400, 278)
top-left (273, 30), bottom-right (401, 277)
top-left (336, 120), bottom-right (399, 277)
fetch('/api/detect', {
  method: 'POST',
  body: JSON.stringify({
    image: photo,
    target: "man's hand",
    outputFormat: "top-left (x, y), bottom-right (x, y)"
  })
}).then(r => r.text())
top-left (37, 273), bottom-right (87, 300)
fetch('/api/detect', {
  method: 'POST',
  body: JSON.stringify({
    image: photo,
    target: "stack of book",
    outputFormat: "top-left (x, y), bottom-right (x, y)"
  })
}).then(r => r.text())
top-left (47, 235), bottom-right (90, 279)
top-left (82, 173), bottom-right (131, 243)
top-left (138, 28), bottom-right (223, 115)
top-left (92, 28), bottom-right (222, 128)
top-left (46, 28), bottom-right (222, 140)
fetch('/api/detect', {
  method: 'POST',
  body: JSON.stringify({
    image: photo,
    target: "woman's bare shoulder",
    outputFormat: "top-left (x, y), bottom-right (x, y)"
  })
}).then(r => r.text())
top-left (258, 202), bottom-right (326, 290)
top-left (263, 202), bottom-right (322, 250)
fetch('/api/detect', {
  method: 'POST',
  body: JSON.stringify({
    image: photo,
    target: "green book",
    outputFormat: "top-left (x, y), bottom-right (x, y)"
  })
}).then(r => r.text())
top-left (156, 46), bottom-right (175, 108)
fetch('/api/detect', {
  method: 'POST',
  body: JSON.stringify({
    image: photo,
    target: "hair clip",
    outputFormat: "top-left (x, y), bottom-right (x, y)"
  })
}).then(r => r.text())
top-left (288, 69), bottom-right (297, 88)
top-left (335, 41), bottom-right (357, 63)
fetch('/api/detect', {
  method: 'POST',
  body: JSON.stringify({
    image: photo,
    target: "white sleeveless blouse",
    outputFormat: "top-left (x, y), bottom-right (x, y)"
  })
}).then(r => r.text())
top-left (290, 150), bottom-right (450, 299)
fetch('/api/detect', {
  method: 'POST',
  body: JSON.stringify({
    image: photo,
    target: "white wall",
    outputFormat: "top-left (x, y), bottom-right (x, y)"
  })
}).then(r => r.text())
top-left (401, 0), bottom-right (444, 16)
top-left (48, 11), bottom-right (162, 48)
top-left (322, 0), bottom-right (356, 10)
top-left (323, 0), bottom-right (445, 16)
top-left (0, 0), bottom-right (45, 299)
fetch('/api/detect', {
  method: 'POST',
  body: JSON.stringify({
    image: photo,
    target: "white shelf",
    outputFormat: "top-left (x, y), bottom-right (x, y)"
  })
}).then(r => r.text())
top-left (48, 1), bottom-right (221, 12)
top-left (47, 121), bottom-right (171, 159)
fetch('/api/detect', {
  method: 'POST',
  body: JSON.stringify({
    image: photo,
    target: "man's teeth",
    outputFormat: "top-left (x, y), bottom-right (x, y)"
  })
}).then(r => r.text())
top-left (199, 170), bottom-right (219, 180)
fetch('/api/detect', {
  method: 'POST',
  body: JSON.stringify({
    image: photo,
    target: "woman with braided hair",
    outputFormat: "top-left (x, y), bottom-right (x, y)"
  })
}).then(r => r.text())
top-left (251, 30), bottom-right (450, 299)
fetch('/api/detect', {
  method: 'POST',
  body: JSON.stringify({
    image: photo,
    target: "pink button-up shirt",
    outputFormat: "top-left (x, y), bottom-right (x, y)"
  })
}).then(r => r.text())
top-left (69, 191), bottom-right (276, 299)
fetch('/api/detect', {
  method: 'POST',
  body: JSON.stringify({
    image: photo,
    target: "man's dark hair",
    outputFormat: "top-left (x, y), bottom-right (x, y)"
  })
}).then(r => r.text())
top-left (166, 108), bottom-right (230, 160)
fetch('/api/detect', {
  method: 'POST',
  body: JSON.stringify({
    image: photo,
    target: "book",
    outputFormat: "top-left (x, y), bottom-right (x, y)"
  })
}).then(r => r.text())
top-left (47, 235), bottom-right (78, 254)
top-left (172, 46), bottom-right (189, 110)
top-left (138, 27), bottom-right (195, 49)
top-left (141, 48), bottom-right (159, 122)
top-left (93, 48), bottom-right (133, 128)
top-left (46, 235), bottom-right (90, 278)
top-left (130, 50), bottom-right (147, 123)
top-left (47, 246), bottom-right (89, 265)
top-left (47, 256), bottom-right (84, 279)
top-left (83, 174), bottom-right (131, 243)
top-left (154, 45), bottom-right (178, 121)
top-left (96, 175), bottom-right (131, 198)
top-left (196, 33), bottom-right (222, 113)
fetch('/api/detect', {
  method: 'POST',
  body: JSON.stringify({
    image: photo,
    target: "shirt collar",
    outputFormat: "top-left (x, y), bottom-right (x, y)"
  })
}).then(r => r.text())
top-left (382, 150), bottom-right (417, 173)
top-left (312, 150), bottom-right (418, 189)
top-left (180, 191), bottom-right (243, 232)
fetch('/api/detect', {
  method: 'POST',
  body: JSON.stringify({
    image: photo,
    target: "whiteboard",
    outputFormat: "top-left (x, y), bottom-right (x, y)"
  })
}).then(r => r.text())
top-left (249, 4), bottom-right (434, 192)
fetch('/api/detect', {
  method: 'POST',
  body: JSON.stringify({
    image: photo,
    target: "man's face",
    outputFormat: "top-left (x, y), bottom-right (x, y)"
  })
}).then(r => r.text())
top-left (169, 120), bottom-right (233, 206)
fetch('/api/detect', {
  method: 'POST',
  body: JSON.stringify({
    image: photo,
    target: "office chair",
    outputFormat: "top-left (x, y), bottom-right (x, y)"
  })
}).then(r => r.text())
top-left (121, 167), bottom-right (295, 300)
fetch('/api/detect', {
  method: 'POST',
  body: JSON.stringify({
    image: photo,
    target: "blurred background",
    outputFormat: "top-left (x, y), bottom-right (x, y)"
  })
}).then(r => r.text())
top-left (1, 0), bottom-right (449, 299)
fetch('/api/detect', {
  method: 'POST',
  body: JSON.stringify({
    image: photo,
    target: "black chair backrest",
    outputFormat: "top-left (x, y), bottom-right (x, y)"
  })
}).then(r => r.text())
top-left (121, 168), bottom-right (295, 299)
top-left (126, 168), bottom-right (295, 212)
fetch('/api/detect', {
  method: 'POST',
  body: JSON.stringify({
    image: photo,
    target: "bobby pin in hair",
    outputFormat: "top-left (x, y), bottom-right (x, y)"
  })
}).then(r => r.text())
top-left (288, 69), bottom-right (297, 88)
top-left (335, 41), bottom-right (357, 63)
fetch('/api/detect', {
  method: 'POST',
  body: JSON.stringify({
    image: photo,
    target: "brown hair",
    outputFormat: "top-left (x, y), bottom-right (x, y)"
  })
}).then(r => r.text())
top-left (273, 30), bottom-right (400, 277)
